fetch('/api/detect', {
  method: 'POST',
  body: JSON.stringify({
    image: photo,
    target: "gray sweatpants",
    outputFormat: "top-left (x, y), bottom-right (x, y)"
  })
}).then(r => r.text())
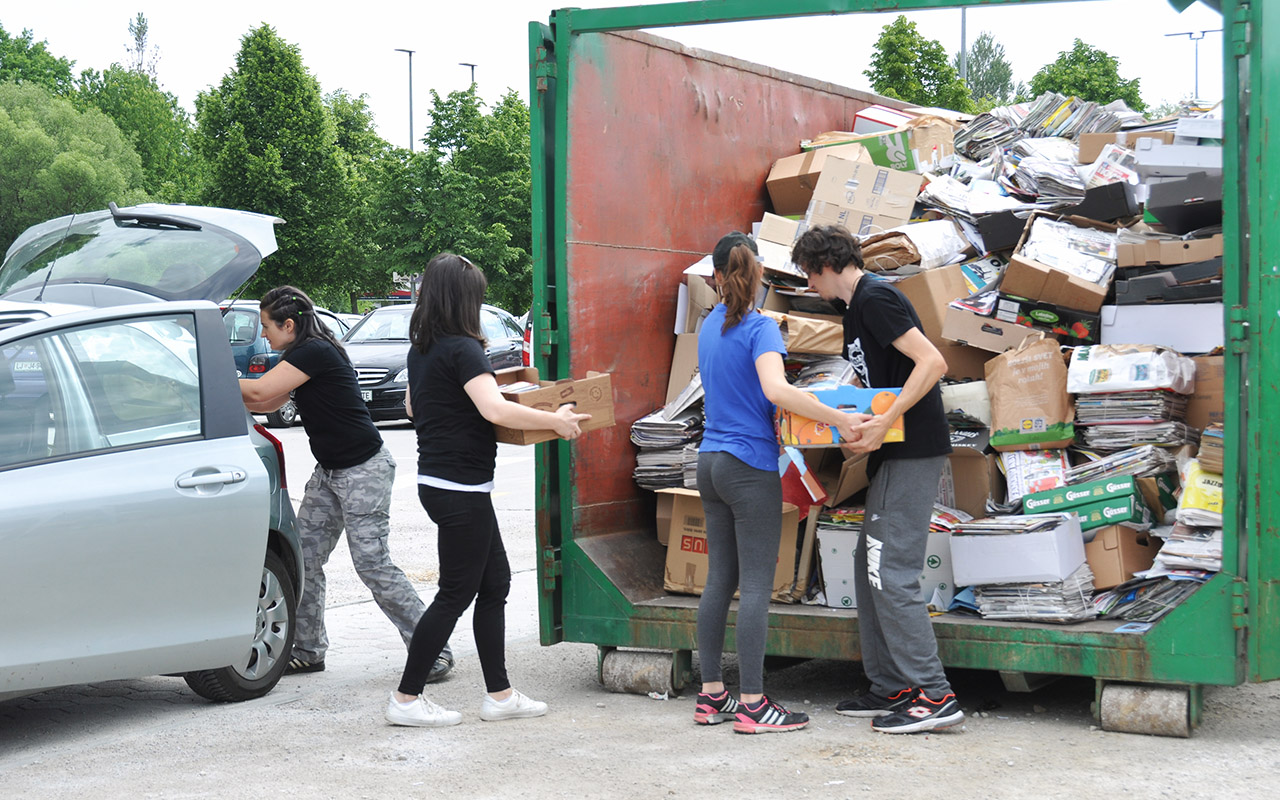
top-left (292, 446), bottom-right (426, 662)
top-left (695, 450), bottom-right (783, 696)
top-left (855, 455), bottom-right (952, 698)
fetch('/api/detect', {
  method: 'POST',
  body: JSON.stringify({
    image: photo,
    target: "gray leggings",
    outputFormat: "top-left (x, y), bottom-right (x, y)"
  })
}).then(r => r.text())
top-left (695, 450), bottom-right (783, 695)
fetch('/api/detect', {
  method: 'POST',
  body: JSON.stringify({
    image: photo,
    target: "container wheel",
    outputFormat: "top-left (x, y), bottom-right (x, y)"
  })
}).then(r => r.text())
top-left (597, 647), bottom-right (691, 696)
top-left (1097, 682), bottom-right (1194, 738)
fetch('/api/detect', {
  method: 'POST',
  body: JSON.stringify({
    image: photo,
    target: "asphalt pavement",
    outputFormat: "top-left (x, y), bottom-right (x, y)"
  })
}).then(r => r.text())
top-left (2, 422), bottom-right (1278, 798)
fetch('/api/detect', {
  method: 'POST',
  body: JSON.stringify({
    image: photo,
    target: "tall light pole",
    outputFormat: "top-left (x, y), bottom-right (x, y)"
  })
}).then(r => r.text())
top-left (460, 62), bottom-right (477, 86)
top-left (1165, 29), bottom-right (1222, 100)
top-left (959, 8), bottom-right (968, 82)
top-left (394, 48), bottom-right (415, 151)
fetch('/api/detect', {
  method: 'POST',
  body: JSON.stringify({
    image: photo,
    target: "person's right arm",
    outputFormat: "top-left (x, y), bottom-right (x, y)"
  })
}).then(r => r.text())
top-left (463, 373), bottom-right (590, 439)
top-left (755, 351), bottom-right (865, 443)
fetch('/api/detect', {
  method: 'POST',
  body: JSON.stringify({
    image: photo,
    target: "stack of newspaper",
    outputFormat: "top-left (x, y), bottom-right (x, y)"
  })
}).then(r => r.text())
top-left (1079, 421), bottom-right (1198, 451)
top-left (1152, 526), bottom-right (1222, 572)
top-left (1065, 445), bottom-right (1177, 483)
top-left (631, 399), bottom-right (704, 490)
top-left (974, 562), bottom-right (1097, 623)
top-left (1074, 391), bottom-right (1189, 425)
top-left (1094, 573), bottom-right (1207, 622)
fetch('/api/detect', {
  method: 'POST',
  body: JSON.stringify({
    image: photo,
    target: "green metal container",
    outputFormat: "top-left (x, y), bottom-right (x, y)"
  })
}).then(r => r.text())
top-left (526, 0), bottom-right (1277, 732)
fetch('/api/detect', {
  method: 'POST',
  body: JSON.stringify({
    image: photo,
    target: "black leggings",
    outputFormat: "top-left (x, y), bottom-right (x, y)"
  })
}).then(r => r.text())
top-left (397, 486), bottom-right (511, 696)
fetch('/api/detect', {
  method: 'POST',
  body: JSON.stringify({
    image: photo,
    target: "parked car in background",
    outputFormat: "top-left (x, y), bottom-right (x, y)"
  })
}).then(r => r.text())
top-left (223, 300), bottom-right (351, 427)
top-left (0, 202), bottom-right (302, 704)
top-left (343, 302), bottom-right (525, 421)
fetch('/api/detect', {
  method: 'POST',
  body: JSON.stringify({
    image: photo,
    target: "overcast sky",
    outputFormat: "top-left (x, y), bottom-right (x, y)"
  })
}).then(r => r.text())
top-left (6, 1), bottom-right (1225, 150)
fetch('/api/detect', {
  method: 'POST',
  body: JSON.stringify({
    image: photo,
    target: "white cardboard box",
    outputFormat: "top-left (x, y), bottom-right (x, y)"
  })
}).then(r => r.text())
top-left (1099, 303), bottom-right (1224, 354)
top-left (951, 515), bottom-right (1086, 586)
top-left (919, 530), bottom-right (955, 610)
top-left (817, 528), bottom-right (859, 608)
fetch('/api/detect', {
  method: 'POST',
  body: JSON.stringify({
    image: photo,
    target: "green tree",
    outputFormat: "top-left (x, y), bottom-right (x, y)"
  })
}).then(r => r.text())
top-left (954, 31), bottom-right (1014, 105)
top-left (0, 25), bottom-right (75, 95)
top-left (0, 81), bottom-right (148, 249)
top-left (124, 12), bottom-right (159, 80)
top-left (370, 87), bottom-right (533, 313)
top-left (1030, 39), bottom-right (1146, 112)
top-left (77, 66), bottom-right (199, 201)
top-left (194, 25), bottom-right (356, 305)
top-left (865, 16), bottom-right (974, 113)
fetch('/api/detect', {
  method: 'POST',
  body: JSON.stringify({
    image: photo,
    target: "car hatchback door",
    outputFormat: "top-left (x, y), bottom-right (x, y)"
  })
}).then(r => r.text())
top-left (0, 303), bottom-right (270, 694)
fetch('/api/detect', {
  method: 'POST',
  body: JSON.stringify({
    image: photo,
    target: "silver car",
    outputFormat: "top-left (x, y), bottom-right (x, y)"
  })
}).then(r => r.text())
top-left (0, 203), bottom-right (303, 702)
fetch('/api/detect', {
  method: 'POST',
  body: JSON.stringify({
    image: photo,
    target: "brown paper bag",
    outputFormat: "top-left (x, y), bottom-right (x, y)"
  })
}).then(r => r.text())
top-left (985, 334), bottom-right (1075, 451)
top-left (760, 309), bottom-right (843, 355)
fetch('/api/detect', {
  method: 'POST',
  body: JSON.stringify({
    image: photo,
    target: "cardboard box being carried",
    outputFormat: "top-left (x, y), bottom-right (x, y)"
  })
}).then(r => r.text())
top-left (663, 494), bottom-right (801, 602)
top-left (776, 385), bottom-right (903, 447)
top-left (766, 143), bottom-right (874, 218)
top-left (494, 367), bottom-right (615, 445)
top-left (804, 157), bottom-right (920, 238)
top-left (951, 515), bottom-right (1086, 586)
top-left (1084, 525), bottom-right (1163, 590)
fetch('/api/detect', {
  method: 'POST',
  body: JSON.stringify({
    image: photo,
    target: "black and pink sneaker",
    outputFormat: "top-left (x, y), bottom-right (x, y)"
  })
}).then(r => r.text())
top-left (693, 690), bottom-right (741, 725)
top-left (732, 696), bottom-right (809, 734)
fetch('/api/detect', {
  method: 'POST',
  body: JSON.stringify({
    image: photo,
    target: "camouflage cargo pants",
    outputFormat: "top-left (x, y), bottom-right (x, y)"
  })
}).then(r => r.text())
top-left (293, 446), bottom-right (444, 663)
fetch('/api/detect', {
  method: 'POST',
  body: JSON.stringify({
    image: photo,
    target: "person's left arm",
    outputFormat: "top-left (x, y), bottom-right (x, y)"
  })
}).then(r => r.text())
top-left (846, 327), bottom-right (947, 453)
top-left (240, 361), bottom-right (310, 412)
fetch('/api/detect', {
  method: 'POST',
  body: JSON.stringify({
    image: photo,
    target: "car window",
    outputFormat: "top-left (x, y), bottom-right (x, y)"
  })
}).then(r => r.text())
top-left (481, 310), bottom-right (508, 343)
top-left (318, 312), bottom-right (347, 339)
top-left (346, 308), bottom-right (411, 342)
top-left (224, 308), bottom-right (259, 345)
top-left (0, 315), bottom-right (202, 468)
top-left (501, 313), bottom-right (523, 339)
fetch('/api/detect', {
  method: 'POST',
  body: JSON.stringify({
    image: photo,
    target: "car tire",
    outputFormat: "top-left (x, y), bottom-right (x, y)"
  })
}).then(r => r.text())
top-left (184, 549), bottom-right (297, 702)
top-left (264, 399), bottom-right (299, 428)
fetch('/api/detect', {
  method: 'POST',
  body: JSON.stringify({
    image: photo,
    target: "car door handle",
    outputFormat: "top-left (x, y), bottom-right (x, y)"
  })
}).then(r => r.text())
top-left (177, 469), bottom-right (247, 488)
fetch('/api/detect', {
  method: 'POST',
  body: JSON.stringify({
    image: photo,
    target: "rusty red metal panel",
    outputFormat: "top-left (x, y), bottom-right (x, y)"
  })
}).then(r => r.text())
top-left (563, 31), bottom-right (892, 534)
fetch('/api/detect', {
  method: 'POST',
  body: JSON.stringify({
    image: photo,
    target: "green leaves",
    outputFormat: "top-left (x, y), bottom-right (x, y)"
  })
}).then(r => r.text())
top-left (1029, 39), bottom-right (1147, 113)
top-left (866, 16), bottom-right (975, 113)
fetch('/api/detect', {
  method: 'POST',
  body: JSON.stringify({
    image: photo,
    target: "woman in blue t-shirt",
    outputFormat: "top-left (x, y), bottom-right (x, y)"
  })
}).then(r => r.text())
top-left (693, 233), bottom-right (862, 735)
top-left (240, 286), bottom-right (454, 682)
top-left (384, 253), bottom-right (590, 728)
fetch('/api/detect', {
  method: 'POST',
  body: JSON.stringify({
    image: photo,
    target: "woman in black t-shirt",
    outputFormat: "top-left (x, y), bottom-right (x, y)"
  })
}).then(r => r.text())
top-left (384, 254), bottom-right (589, 729)
top-left (240, 286), bottom-right (452, 682)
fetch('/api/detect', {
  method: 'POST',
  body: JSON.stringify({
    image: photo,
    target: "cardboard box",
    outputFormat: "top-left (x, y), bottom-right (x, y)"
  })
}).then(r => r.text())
top-left (1084, 524), bottom-right (1163, 590)
top-left (853, 104), bottom-right (915, 135)
top-left (951, 515), bottom-right (1086, 586)
top-left (1062, 181), bottom-right (1140, 223)
top-left (937, 428), bottom-right (998, 519)
top-left (808, 119), bottom-right (956, 173)
top-left (1077, 130), bottom-right (1176, 163)
top-left (804, 157), bottom-right (920, 237)
top-left (1002, 214), bottom-right (1119, 314)
top-left (920, 530), bottom-right (956, 611)
top-left (766, 143), bottom-right (874, 217)
top-left (1185, 356), bottom-right (1225, 431)
top-left (654, 486), bottom-right (702, 546)
top-left (976, 211), bottom-right (1028, 254)
top-left (665, 333), bottom-right (699, 405)
top-left (1099, 303), bottom-right (1224, 353)
top-left (1022, 476), bottom-right (1141, 515)
top-left (1134, 139), bottom-right (1222, 179)
top-left (1113, 258), bottom-right (1223, 305)
top-left (994, 294), bottom-right (1100, 344)
top-left (776, 385), bottom-right (903, 447)
top-left (806, 448), bottom-right (871, 507)
top-left (1071, 494), bottom-right (1152, 534)
top-left (817, 527), bottom-right (859, 608)
top-left (942, 305), bottom-right (1042, 354)
top-left (896, 265), bottom-right (994, 380)
top-left (663, 497), bottom-right (800, 601)
top-left (493, 368), bottom-right (616, 445)
top-left (1116, 233), bottom-right (1223, 267)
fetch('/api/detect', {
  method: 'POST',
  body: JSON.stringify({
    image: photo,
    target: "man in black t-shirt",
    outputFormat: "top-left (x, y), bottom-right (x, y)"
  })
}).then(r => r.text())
top-left (792, 225), bottom-right (964, 735)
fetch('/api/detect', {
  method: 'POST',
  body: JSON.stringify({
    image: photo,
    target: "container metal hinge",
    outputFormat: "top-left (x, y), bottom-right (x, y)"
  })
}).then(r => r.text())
top-left (1228, 305), bottom-right (1250, 354)
top-left (1231, 4), bottom-right (1252, 58)
top-left (535, 48), bottom-right (557, 93)
top-left (541, 545), bottom-right (562, 592)
top-left (537, 311), bottom-right (556, 360)
top-left (1231, 580), bottom-right (1247, 630)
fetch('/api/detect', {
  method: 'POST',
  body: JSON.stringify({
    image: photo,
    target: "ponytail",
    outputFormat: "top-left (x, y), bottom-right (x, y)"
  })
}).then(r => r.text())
top-left (718, 244), bottom-right (761, 333)
top-left (260, 285), bottom-right (348, 362)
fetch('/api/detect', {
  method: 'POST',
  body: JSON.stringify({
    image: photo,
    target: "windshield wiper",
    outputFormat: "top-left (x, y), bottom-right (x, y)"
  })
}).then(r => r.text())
top-left (108, 201), bottom-right (202, 231)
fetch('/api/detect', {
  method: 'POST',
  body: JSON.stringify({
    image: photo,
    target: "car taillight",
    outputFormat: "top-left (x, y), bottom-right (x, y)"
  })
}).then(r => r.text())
top-left (248, 354), bottom-right (270, 374)
top-left (254, 423), bottom-right (287, 489)
top-left (522, 323), bottom-right (533, 367)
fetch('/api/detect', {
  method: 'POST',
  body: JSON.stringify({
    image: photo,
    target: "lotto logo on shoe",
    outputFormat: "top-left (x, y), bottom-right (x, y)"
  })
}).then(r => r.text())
top-left (866, 535), bottom-right (884, 590)
top-left (907, 706), bottom-right (935, 719)
top-left (680, 535), bottom-right (708, 554)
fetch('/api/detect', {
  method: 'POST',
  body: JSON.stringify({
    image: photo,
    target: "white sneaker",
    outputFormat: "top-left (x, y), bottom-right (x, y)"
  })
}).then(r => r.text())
top-left (385, 693), bottom-right (462, 727)
top-left (479, 688), bottom-right (548, 721)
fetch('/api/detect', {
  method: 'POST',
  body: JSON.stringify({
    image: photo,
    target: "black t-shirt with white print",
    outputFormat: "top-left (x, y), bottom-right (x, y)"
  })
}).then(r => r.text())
top-left (843, 274), bottom-right (951, 477)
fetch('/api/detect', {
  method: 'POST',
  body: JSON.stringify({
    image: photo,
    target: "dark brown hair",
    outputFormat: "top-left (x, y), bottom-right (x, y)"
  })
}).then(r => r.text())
top-left (409, 253), bottom-right (488, 353)
top-left (716, 243), bottom-right (762, 333)
top-left (790, 225), bottom-right (864, 275)
top-left (259, 285), bottom-right (347, 360)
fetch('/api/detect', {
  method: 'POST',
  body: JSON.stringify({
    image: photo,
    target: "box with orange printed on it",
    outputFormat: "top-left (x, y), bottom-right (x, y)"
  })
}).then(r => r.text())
top-left (775, 385), bottom-right (903, 447)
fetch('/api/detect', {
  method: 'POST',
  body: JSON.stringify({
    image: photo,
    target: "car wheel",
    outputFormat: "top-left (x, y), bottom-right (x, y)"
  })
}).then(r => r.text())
top-left (264, 399), bottom-right (299, 428)
top-left (184, 549), bottom-right (297, 702)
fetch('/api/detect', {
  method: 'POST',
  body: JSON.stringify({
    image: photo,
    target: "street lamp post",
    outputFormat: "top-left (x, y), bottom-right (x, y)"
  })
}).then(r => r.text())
top-left (395, 48), bottom-right (415, 151)
top-left (460, 62), bottom-right (477, 86)
top-left (1164, 29), bottom-right (1222, 101)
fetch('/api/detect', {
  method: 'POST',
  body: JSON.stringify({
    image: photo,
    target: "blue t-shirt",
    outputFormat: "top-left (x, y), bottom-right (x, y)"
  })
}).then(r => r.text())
top-left (698, 305), bottom-right (786, 471)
